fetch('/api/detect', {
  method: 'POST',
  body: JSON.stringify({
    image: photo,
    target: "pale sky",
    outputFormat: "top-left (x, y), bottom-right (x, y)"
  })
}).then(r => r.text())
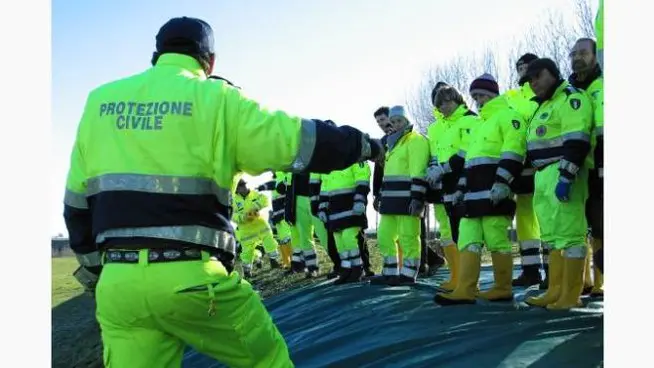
top-left (51, 0), bottom-right (588, 236)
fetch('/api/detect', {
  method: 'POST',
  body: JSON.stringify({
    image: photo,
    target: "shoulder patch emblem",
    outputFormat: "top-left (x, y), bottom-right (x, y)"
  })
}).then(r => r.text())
top-left (511, 120), bottom-right (521, 130)
top-left (535, 125), bottom-right (547, 137)
top-left (570, 98), bottom-right (581, 110)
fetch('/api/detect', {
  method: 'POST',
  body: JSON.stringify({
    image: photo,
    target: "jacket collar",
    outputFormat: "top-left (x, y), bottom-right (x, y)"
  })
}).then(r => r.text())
top-left (387, 125), bottom-right (413, 151)
top-left (479, 95), bottom-right (509, 120)
top-left (569, 64), bottom-right (602, 91)
top-left (154, 53), bottom-right (207, 79)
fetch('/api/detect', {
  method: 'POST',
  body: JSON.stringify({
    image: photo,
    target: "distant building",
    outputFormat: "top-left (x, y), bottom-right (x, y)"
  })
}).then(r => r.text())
top-left (51, 237), bottom-right (70, 256)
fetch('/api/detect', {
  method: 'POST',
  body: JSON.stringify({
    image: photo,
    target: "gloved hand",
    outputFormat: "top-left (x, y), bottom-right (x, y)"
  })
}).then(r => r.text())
top-left (452, 190), bottom-right (464, 205)
top-left (425, 165), bottom-right (445, 188)
top-left (489, 182), bottom-right (512, 205)
top-left (408, 199), bottom-right (425, 216)
top-left (275, 183), bottom-right (287, 195)
top-left (555, 179), bottom-right (572, 202)
top-left (318, 211), bottom-right (328, 223)
top-left (373, 196), bottom-right (381, 212)
top-left (367, 137), bottom-right (385, 162)
top-left (256, 184), bottom-right (265, 191)
top-left (73, 265), bottom-right (101, 298)
top-left (352, 201), bottom-right (366, 215)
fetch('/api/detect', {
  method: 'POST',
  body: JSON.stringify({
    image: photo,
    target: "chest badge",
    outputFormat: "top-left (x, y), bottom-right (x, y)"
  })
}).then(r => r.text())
top-left (539, 112), bottom-right (549, 120)
top-left (535, 125), bottom-right (547, 137)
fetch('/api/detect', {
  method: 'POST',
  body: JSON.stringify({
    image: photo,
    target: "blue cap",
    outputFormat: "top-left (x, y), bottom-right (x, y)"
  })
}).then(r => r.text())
top-left (156, 17), bottom-right (215, 55)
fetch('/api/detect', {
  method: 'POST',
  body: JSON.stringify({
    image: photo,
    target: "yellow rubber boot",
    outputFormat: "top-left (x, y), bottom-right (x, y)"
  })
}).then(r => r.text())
top-left (434, 250), bottom-right (481, 305)
top-left (279, 243), bottom-right (292, 269)
top-left (526, 249), bottom-right (563, 307)
top-left (582, 245), bottom-right (594, 294)
top-left (590, 238), bottom-right (603, 296)
top-left (439, 244), bottom-right (460, 292)
top-left (478, 252), bottom-right (514, 302)
top-left (547, 252), bottom-right (585, 310)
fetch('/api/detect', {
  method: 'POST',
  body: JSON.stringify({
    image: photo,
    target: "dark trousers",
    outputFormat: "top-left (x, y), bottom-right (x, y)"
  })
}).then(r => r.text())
top-left (586, 170), bottom-right (603, 272)
top-left (445, 203), bottom-right (462, 244)
top-left (420, 213), bottom-right (443, 269)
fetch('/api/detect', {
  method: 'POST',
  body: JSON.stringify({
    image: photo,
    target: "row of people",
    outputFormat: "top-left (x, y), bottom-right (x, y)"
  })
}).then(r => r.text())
top-left (365, 38), bottom-right (603, 310)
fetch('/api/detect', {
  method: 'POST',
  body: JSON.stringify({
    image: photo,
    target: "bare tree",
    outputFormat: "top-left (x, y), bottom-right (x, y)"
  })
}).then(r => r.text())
top-left (407, 0), bottom-right (595, 129)
top-left (406, 54), bottom-right (478, 132)
top-left (574, 0), bottom-right (596, 39)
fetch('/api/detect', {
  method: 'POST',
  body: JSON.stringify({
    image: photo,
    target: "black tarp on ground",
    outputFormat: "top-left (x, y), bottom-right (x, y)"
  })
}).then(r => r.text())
top-left (183, 266), bottom-right (603, 368)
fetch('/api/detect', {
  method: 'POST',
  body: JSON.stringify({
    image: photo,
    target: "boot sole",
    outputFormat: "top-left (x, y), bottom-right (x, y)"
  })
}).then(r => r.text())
top-left (434, 294), bottom-right (476, 306)
top-left (479, 295), bottom-right (514, 302)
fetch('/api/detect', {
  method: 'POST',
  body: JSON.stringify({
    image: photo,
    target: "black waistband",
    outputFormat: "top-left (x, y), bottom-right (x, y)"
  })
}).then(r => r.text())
top-left (103, 247), bottom-right (215, 264)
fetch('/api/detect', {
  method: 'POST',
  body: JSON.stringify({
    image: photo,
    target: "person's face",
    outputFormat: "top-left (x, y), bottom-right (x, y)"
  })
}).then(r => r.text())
top-left (437, 100), bottom-right (458, 118)
top-left (517, 63), bottom-right (529, 79)
top-left (529, 69), bottom-right (557, 99)
top-left (375, 114), bottom-right (392, 134)
top-left (570, 40), bottom-right (596, 74)
top-left (431, 85), bottom-right (446, 107)
top-left (471, 93), bottom-right (493, 110)
top-left (389, 116), bottom-right (408, 132)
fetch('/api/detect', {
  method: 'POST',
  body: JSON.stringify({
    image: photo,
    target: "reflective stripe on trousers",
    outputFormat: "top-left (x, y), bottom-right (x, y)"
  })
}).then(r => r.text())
top-left (382, 255), bottom-right (399, 276)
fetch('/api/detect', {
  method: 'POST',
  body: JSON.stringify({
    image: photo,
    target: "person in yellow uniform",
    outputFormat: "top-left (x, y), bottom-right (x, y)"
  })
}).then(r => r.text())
top-left (318, 160), bottom-right (372, 284)
top-left (426, 85), bottom-right (479, 292)
top-left (232, 179), bottom-right (280, 278)
top-left (522, 58), bottom-right (593, 310)
top-left (370, 105), bottom-right (430, 286)
top-left (568, 38), bottom-right (604, 297)
top-left (434, 74), bottom-right (527, 306)
top-left (504, 53), bottom-right (547, 289)
top-left (63, 16), bottom-right (382, 368)
top-left (285, 172), bottom-right (320, 277)
top-left (257, 172), bottom-right (293, 269)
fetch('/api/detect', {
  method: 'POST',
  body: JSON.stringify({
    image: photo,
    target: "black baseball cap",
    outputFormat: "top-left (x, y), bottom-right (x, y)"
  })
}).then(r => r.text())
top-left (156, 17), bottom-right (215, 55)
top-left (525, 58), bottom-right (561, 80)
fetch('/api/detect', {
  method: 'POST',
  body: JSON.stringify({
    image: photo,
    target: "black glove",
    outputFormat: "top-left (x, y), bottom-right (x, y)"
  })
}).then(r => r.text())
top-left (276, 183), bottom-right (287, 195)
top-left (256, 185), bottom-right (265, 191)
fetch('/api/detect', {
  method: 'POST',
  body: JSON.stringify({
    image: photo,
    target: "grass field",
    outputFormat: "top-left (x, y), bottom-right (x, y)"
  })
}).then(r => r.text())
top-left (52, 238), bottom-right (510, 367)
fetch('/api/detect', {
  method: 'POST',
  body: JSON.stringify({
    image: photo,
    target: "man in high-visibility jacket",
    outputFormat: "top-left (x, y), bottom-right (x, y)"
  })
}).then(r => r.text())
top-left (374, 105), bottom-right (443, 276)
top-left (370, 105), bottom-right (430, 286)
top-left (504, 53), bottom-right (547, 289)
top-left (232, 179), bottom-right (280, 278)
top-left (434, 74), bottom-right (527, 306)
top-left (318, 161), bottom-right (372, 284)
top-left (569, 38), bottom-right (604, 297)
top-left (596, 0), bottom-right (604, 70)
top-left (426, 85), bottom-right (479, 292)
top-left (257, 172), bottom-right (293, 269)
top-left (63, 17), bottom-right (382, 368)
top-left (522, 58), bottom-right (593, 310)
